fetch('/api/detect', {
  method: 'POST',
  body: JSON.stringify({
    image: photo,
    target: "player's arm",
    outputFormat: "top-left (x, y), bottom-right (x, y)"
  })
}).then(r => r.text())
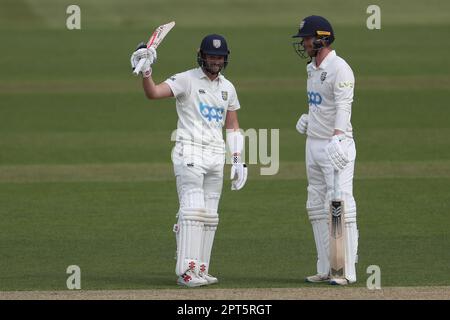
top-left (142, 77), bottom-right (173, 100)
top-left (327, 65), bottom-right (355, 171)
top-left (333, 65), bottom-right (354, 135)
top-left (130, 43), bottom-right (173, 100)
top-left (225, 110), bottom-right (247, 191)
top-left (225, 110), bottom-right (240, 150)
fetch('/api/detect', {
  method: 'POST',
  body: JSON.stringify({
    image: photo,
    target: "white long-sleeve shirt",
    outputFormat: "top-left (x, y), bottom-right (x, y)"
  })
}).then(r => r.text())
top-left (306, 50), bottom-right (355, 139)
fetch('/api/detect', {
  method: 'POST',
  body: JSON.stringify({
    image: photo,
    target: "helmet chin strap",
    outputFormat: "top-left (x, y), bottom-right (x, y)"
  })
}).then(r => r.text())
top-left (312, 47), bottom-right (322, 57)
top-left (307, 37), bottom-right (328, 58)
top-left (304, 40), bottom-right (323, 64)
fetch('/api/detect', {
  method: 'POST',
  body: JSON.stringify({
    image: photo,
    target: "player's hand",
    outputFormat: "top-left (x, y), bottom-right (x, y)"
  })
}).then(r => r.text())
top-left (296, 114), bottom-right (308, 135)
top-left (326, 134), bottom-right (349, 171)
top-left (130, 42), bottom-right (157, 77)
top-left (230, 155), bottom-right (248, 191)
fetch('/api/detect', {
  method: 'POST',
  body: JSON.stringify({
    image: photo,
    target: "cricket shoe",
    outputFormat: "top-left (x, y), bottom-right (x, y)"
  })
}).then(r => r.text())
top-left (329, 278), bottom-right (356, 286)
top-left (199, 272), bottom-right (218, 285)
top-left (198, 263), bottom-right (218, 285)
top-left (305, 274), bottom-right (330, 283)
top-left (177, 270), bottom-right (208, 288)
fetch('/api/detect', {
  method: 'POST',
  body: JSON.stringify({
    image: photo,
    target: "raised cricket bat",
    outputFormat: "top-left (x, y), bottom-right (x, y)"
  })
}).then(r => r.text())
top-left (133, 21), bottom-right (176, 75)
top-left (330, 169), bottom-right (345, 278)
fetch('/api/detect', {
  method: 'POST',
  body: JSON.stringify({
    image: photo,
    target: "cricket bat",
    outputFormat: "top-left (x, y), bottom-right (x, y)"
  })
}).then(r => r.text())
top-left (133, 21), bottom-right (176, 75)
top-left (330, 169), bottom-right (345, 278)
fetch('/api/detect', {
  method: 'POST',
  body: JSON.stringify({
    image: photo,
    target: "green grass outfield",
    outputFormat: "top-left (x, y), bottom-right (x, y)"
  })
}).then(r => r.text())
top-left (0, 0), bottom-right (449, 291)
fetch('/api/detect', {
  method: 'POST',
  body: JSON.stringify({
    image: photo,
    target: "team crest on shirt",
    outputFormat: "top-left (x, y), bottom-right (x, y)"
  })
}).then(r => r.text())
top-left (320, 72), bottom-right (327, 83)
top-left (221, 91), bottom-right (228, 101)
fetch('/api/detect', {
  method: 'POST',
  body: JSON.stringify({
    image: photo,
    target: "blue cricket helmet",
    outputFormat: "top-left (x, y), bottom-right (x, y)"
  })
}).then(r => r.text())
top-left (292, 15), bottom-right (335, 43)
top-left (292, 15), bottom-right (335, 59)
top-left (199, 34), bottom-right (229, 56)
top-left (197, 34), bottom-right (230, 69)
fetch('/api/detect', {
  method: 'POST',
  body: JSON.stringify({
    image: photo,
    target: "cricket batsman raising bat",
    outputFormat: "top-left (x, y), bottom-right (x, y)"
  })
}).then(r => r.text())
top-left (130, 28), bottom-right (247, 287)
top-left (132, 21), bottom-right (175, 76)
top-left (292, 16), bottom-right (359, 285)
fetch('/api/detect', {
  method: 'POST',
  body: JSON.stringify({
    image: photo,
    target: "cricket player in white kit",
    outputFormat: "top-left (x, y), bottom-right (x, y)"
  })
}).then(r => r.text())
top-left (292, 16), bottom-right (358, 285)
top-left (130, 34), bottom-right (247, 287)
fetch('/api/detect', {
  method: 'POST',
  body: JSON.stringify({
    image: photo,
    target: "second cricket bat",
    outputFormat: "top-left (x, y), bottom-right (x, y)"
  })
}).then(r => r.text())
top-left (330, 169), bottom-right (345, 278)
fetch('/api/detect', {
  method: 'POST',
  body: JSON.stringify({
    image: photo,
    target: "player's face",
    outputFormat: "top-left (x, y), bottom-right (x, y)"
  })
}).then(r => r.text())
top-left (204, 55), bottom-right (225, 74)
top-left (302, 37), bottom-right (315, 57)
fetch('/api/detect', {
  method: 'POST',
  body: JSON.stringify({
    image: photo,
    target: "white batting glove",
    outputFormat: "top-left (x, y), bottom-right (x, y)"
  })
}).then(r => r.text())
top-left (230, 155), bottom-right (248, 191)
top-left (326, 134), bottom-right (349, 171)
top-left (130, 43), bottom-right (157, 77)
top-left (296, 114), bottom-right (308, 135)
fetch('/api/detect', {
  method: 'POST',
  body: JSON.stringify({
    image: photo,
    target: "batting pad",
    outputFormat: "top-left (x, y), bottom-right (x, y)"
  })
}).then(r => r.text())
top-left (344, 208), bottom-right (358, 282)
top-left (175, 208), bottom-right (219, 276)
top-left (199, 210), bottom-right (219, 274)
top-left (307, 204), bottom-right (330, 276)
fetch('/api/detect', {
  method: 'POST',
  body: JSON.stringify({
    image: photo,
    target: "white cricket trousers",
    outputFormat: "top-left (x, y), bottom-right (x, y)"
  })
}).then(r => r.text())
top-left (305, 136), bottom-right (359, 282)
top-left (171, 142), bottom-right (224, 276)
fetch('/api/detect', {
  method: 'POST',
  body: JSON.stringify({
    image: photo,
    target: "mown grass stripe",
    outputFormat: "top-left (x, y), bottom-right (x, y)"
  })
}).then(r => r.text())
top-left (0, 161), bottom-right (449, 183)
top-left (1, 75), bottom-right (449, 94)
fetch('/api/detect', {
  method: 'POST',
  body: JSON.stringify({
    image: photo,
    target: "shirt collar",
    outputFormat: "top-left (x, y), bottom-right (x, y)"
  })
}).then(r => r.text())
top-left (196, 67), bottom-right (224, 82)
top-left (311, 50), bottom-right (336, 70)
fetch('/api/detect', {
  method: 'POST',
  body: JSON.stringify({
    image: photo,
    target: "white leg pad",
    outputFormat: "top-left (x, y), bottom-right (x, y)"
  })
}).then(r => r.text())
top-left (179, 188), bottom-right (205, 209)
top-left (173, 187), bottom-right (205, 265)
top-left (343, 198), bottom-right (358, 282)
top-left (204, 192), bottom-right (221, 212)
top-left (175, 208), bottom-right (208, 276)
top-left (199, 209), bottom-right (219, 274)
top-left (307, 204), bottom-right (330, 275)
top-left (173, 221), bottom-right (180, 260)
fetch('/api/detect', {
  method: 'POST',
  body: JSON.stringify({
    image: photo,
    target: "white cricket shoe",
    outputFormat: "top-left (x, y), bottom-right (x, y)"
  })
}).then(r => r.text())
top-left (199, 272), bottom-right (218, 285)
top-left (305, 274), bottom-right (330, 283)
top-left (177, 270), bottom-right (208, 288)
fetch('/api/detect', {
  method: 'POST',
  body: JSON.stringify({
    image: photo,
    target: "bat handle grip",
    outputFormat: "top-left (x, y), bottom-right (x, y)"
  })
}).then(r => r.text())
top-left (133, 58), bottom-right (146, 75)
top-left (333, 169), bottom-right (341, 200)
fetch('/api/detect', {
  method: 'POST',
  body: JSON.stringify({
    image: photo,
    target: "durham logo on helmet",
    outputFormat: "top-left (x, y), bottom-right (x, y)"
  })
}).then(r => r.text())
top-left (213, 39), bottom-right (221, 48)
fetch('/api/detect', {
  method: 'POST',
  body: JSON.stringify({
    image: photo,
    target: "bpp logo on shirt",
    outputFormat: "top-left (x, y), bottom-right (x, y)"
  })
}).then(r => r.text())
top-left (307, 91), bottom-right (322, 107)
top-left (199, 102), bottom-right (224, 122)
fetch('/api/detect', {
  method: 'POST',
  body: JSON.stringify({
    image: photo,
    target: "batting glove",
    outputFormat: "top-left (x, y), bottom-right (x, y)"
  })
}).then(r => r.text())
top-left (326, 134), bottom-right (349, 171)
top-left (130, 42), bottom-right (157, 77)
top-left (230, 155), bottom-right (248, 191)
top-left (296, 114), bottom-right (308, 135)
